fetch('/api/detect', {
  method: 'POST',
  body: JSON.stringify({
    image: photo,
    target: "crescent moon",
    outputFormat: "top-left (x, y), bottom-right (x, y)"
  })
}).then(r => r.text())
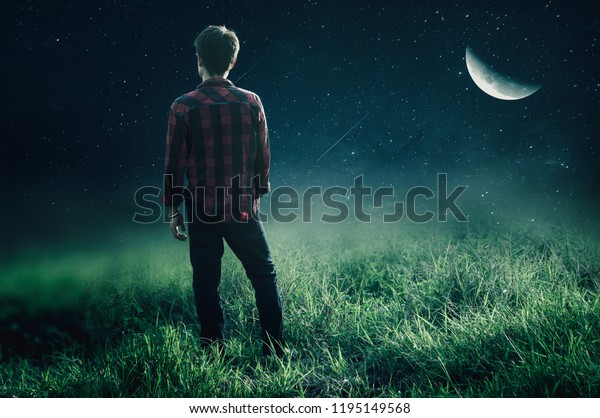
top-left (465, 47), bottom-right (541, 100)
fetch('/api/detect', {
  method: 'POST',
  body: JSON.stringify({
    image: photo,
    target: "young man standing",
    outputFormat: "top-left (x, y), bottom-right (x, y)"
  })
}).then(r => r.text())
top-left (162, 25), bottom-right (284, 356)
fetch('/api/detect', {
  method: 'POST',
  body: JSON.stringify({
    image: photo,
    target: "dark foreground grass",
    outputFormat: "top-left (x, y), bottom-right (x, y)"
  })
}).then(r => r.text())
top-left (1, 217), bottom-right (599, 397)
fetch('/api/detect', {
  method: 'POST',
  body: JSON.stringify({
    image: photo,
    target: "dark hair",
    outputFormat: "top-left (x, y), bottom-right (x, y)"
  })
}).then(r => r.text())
top-left (194, 25), bottom-right (240, 76)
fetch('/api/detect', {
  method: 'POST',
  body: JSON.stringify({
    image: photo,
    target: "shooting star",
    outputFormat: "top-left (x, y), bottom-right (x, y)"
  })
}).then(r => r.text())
top-left (234, 56), bottom-right (266, 84)
top-left (316, 112), bottom-right (371, 162)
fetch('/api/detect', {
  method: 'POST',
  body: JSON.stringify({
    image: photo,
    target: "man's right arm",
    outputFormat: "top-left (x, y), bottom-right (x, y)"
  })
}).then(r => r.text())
top-left (253, 95), bottom-right (271, 196)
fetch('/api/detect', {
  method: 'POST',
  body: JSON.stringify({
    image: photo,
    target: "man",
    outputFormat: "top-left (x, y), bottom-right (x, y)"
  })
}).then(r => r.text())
top-left (162, 25), bottom-right (284, 356)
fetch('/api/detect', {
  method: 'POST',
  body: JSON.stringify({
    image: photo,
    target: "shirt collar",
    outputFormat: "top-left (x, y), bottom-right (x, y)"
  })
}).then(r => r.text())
top-left (197, 77), bottom-right (234, 89)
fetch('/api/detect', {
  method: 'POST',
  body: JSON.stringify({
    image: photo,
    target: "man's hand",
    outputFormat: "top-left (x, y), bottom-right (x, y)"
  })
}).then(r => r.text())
top-left (169, 210), bottom-right (187, 241)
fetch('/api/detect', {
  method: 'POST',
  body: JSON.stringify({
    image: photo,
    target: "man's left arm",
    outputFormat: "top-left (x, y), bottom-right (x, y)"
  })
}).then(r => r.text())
top-left (163, 101), bottom-right (189, 241)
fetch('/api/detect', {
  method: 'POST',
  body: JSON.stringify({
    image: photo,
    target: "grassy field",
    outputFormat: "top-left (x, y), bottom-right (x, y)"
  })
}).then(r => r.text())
top-left (1, 215), bottom-right (599, 397)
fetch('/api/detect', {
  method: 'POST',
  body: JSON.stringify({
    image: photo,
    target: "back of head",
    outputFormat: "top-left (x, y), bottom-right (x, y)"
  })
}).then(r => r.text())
top-left (194, 25), bottom-right (240, 76)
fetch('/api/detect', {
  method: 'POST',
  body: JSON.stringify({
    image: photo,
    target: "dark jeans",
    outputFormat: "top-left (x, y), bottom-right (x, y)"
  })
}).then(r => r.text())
top-left (186, 213), bottom-right (283, 353)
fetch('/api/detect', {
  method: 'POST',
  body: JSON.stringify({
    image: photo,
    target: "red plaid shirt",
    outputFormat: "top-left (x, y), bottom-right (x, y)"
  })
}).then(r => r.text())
top-left (162, 78), bottom-right (270, 221)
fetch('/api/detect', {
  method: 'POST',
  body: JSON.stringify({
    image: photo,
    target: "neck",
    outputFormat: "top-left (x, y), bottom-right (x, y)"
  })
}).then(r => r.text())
top-left (202, 72), bottom-right (229, 82)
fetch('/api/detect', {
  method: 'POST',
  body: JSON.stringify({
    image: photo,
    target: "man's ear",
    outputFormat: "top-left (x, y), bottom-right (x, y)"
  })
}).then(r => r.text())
top-left (230, 57), bottom-right (237, 70)
top-left (197, 55), bottom-right (204, 67)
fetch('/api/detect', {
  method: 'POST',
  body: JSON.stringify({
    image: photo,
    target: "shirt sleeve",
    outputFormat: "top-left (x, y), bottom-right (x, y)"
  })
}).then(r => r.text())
top-left (162, 101), bottom-right (189, 208)
top-left (253, 95), bottom-right (271, 196)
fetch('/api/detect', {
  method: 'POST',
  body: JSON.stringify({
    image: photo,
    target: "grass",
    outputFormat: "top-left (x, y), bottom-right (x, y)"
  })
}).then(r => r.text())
top-left (1, 216), bottom-right (599, 397)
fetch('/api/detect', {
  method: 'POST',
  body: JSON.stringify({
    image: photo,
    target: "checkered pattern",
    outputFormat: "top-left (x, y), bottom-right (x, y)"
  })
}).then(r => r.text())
top-left (162, 78), bottom-right (270, 221)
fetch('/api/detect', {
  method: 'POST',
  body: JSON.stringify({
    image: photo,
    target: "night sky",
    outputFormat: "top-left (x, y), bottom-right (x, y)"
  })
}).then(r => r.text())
top-left (2, 0), bottom-right (599, 253)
